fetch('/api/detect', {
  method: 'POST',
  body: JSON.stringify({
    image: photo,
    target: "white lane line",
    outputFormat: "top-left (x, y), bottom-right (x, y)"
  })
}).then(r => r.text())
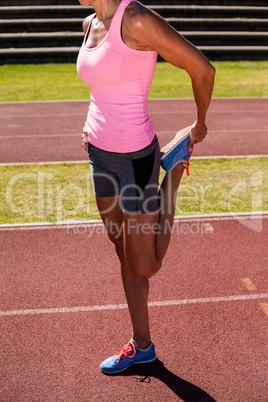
top-left (0, 134), bottom-right (79, 139)
top-left (0, 99), bottom-right (91, 105)
top-left (0, 128), bottom-right (267, 140)
top-left (1, 293), bottom-right (267, 317)
top-left (1, 110), bottom-right (267, 118)
top-left (0, 160), bottom-right (89, 166)
top-left (193, 155), bottom-right (268, 159)
top-left (157, 129), bottom-right (268, 133)
top-left (0, 97), bottom-right (267, 106)
top-left (1, 113), bottom-right (86, 118)
top-left (0, 212), bottom-right (267, 231)
top-left (152, 110), bottom-right (267, 114)
top-left (0, 154), bottom-right (267, 166)
top-left (149, 97), bottom-right (268, 101)
top-left (0, 96), bottom-right (268, 107)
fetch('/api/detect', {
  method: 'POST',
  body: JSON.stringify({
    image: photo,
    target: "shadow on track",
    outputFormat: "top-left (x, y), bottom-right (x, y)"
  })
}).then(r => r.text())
top-left (102, 358), bottom-right (216, 401)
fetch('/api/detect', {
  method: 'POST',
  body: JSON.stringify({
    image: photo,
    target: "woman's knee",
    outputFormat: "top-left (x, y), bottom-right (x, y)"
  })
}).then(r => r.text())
top-left (112, 236), bottom-right (162, 278)
top-left (127, 258), bottom-right (161, 279)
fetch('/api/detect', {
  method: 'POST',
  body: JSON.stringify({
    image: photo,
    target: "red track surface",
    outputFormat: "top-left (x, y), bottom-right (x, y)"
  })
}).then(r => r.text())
top-left (0, 98), bottom-right (268, 163)
top-left (1, 217), bottom-right (268, 401)
top-left (0, 99), bottom-right (267, 401)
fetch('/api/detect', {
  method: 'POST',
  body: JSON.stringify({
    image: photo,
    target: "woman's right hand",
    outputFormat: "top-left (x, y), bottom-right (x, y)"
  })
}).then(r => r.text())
top-left (82, 127), bottom-right (89, 152)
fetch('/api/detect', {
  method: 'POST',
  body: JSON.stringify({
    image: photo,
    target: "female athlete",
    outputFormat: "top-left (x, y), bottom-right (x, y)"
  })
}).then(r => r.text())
top-left (76, 0), bottom-right (215, 374)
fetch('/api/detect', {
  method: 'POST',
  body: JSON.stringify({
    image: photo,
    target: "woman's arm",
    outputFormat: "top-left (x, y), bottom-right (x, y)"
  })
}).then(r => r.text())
top-left (123, 3), bottom-right (216, 151)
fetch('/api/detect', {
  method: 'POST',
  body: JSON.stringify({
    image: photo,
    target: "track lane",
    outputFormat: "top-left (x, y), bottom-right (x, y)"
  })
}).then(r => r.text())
top-left (1, 216), bottom-right (267, 401)
top-left (1, 98), bottom-right (268, 163)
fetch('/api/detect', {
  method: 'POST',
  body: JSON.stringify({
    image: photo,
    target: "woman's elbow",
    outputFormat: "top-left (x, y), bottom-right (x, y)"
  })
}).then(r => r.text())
top-left (201, 62), bottom-right (216, 88)
top-left (208, 63), bottom-right (216, 83)
top-left (190, 57), bottom-right (216, 84)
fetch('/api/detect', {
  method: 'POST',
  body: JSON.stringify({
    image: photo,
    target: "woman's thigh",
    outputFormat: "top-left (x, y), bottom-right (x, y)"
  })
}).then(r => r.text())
top-left (123, 211), bottom-right (160, 278)
top-left (96, 195), bottom-right (124, 246)
top-left (96, 195), bottom-right (160, 278)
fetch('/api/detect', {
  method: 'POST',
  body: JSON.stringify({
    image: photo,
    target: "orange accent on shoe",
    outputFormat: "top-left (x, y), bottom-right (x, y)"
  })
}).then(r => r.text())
top-left (183, 148), bottom-right (193, 176)
top-left (114, 340), bottom-right (136, 361)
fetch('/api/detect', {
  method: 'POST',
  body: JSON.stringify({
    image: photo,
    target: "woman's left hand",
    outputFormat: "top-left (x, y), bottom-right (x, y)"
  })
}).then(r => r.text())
top-left (82, 128), bottom-right (89, 152)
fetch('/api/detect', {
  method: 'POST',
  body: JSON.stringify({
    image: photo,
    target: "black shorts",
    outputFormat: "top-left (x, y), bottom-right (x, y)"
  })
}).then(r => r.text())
top-left (88, 135), bottom-right (161, 214)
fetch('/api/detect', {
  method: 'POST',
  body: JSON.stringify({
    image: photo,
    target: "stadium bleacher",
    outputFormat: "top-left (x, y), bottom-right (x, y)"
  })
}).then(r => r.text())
top-left (0, 0), bottom-right (267, 63)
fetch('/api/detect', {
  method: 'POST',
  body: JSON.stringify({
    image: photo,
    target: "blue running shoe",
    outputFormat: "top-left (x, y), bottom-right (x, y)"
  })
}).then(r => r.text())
top-left (99, 339), bottom-right (156, 374)
top-left (161, 126), bottom-right (193, 175)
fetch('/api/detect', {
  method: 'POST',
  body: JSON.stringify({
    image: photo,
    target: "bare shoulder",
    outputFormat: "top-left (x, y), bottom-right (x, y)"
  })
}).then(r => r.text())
top-left (82, 14), bottom-right (94, 34)
top-left (122, 1), bottom-right (165, 50)
top-left (125, 1), bottom-right (151, 18)
top-left (123, 1), bottom-right (214, 74)
top-left (124, 1), bottom-right (163, 29)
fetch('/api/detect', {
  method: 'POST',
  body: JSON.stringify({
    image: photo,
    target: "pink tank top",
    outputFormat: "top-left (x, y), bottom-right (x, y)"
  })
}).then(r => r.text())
top-left (77, 0), bottom-right (158, 153)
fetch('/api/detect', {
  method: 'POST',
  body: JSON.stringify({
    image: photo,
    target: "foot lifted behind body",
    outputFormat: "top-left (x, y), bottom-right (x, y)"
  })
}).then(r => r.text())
top-left (160, 126), bottom-right (193, 175)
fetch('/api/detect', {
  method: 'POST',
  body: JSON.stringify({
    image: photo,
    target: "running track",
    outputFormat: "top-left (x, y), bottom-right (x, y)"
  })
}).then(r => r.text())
top-left (0, 99), bottom-right (268, 401)
top-left (0, 98), bottom-right (268, 163)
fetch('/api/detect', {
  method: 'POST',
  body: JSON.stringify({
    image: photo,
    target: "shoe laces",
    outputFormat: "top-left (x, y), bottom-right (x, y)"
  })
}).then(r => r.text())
top-left (183, 148), bottom-right (193, 176)
top-left (114, 340), bottom-right (136, 361)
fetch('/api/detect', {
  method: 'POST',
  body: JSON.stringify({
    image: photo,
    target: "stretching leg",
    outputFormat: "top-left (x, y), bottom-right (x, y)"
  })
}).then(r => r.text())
top-left (95, 163), bottom-right (185, 346)
top-left (123, 163), bottom-right (185, 278)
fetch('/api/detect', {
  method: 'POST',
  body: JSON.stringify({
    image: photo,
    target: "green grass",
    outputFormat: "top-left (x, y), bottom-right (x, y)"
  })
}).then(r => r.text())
top-left (0, 158), bottom-right (267, 224)
top-left (0, 62), bottom-right (267, 224)
top-left (0, 61), bottom-right (267, 102)
top-left (150, 61), bottom-right (268, 99)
